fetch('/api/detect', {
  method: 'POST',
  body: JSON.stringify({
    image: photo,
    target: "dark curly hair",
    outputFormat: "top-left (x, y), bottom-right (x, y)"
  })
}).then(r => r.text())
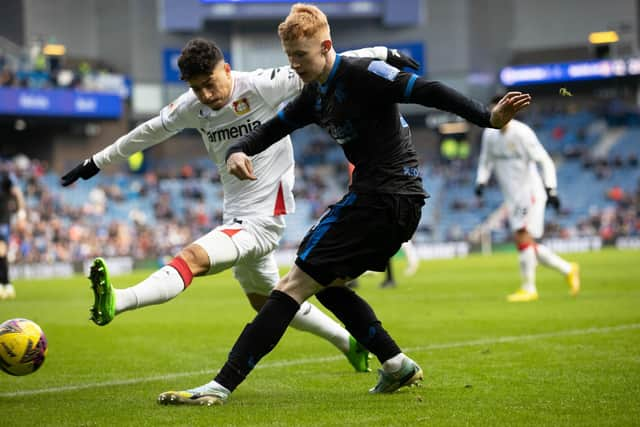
top-left (178, 38), bottom-right (224, 81)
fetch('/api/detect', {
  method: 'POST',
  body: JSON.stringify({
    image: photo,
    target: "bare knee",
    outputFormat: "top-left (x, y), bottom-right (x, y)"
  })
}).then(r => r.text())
top-left (176, 245), bottom-right (210, 276)
top-left (514, 229), bottom-right (533, 247)
top-left (0, 241), bottom-right (6, 257)
top-left (275, 266), bottom-right (323, 303)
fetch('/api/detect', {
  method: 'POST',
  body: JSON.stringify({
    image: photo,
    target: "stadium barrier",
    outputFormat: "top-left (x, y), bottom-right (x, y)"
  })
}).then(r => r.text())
top-left (541, 236), bottom-right (603, 253)
top-left (616, 236), bottom-right (640, 249)
top-left (9, 262), bottom-right (75, 280)
top-left (8, 256), bottom-right (134, 280)
top-left (274, 242), bottom-right (470, 267)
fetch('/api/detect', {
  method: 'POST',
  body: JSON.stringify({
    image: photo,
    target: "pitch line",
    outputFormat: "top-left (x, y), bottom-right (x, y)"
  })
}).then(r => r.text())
top-left (1, 323), bottom-right (638, 398)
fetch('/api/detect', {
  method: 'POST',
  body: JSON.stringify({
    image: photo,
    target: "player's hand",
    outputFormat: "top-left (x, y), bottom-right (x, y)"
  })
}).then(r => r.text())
top-left (227, 152), bottom-right (257, 181)
top-left (60, 157), bottom-right (100, 186)
top-left (474, 183), bottom-right (485, 197)
top-left (386, 48), bottom-right (420, 71)
top-left (489, 92), bottom-right (531, 128)
top-left (546, 187), bottom-right (561, 211)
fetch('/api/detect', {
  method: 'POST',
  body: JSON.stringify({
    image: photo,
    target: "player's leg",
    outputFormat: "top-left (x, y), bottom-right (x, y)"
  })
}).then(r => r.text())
top-left (507, 228), bottom-right (539, 302)
top-left (379, 259), bottom-right (396, 288)
top-left (528, 203), bottom-right (580, 295)
top-left (159, 193), bottom-right (424, 405)
top-left (0, 231), bottom-right (10, 299)
top-left (301, 193), bottom-right (423, 393)
top-left (506, 202), bottom-right (538, 302)
top-left (160, 263), bottom-right (319, 406)
top-left (90, 229), bottom-right (238, 325)
top-left (402, 240), bottom-right (419, 276)
top-left (234, 253), bottom-right (370, 372)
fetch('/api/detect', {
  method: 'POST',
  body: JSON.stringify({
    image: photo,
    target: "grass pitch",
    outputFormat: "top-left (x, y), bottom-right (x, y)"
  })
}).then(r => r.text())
top-left (1, 249), bottom-right (639, 426)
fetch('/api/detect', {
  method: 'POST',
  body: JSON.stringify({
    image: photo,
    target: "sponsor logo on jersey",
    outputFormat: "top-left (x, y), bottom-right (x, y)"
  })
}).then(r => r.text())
top-left (403, 166), bottom-right (420, 177)
top-left (327, 120), bottom-right (356, 145)
top-left (232, 97), bottom-right (251, 115)
top-left (202, 119), bottom-right (262, 143)
top-left (367, 61), bottom-right (399, 81)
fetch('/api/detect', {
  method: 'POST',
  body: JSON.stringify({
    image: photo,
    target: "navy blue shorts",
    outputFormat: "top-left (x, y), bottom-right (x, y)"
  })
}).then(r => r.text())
top-left (295, 192), bottom-right (424, 285)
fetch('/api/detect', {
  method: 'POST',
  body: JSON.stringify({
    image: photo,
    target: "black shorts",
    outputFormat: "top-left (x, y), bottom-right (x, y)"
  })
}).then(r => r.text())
top-left (295, 192), bottom-right (425, 285)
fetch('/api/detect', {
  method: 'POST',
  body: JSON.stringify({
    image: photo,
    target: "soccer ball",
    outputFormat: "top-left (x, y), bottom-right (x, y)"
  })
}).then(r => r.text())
top-left (0, 318), bottom-right (48, 376)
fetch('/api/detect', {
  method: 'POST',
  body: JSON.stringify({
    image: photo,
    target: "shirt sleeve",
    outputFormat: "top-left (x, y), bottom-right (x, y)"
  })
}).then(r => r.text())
top-left (476, 130), bottom-right (493, 185)
top-left (93, 116), bottom-right (177, 168)
top-left (353, 61), bottom-right (493, 128)
top-left (159, 92), bottom-right (201, 133)
top-left (252, 67), bottom-right (304, 109)
top-left (340, 46), bottom-right (388, 60)
top-left (520, 124), bottom-right (557, 189)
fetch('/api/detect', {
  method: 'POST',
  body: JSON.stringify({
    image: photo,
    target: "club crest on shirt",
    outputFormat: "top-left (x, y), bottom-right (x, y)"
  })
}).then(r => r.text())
top-left (232, 98), bottom-right (251, 115)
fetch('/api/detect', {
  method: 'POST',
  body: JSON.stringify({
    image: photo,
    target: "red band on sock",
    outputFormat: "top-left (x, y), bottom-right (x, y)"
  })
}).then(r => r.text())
top-left (517, 242), bottom-right (533, 251)
top-left (168, 256), bottom-right (193, 289)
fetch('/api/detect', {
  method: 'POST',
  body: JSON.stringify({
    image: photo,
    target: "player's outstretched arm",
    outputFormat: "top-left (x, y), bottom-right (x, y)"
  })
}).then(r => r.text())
top-left (61, 115), bottom-right (180, 187)
top-left (406, 78), bottom-right (530, 128)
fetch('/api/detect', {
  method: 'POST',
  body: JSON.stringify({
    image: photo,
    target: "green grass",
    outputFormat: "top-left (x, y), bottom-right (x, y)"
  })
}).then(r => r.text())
top-left (1, 248), bottom-right (639, 426)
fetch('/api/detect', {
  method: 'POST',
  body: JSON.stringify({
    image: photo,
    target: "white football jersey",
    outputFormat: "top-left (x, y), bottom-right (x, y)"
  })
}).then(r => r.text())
top-left (476, 119), bottom-right (557, 208)
top-left (93, 47), bottom-right (388, 221)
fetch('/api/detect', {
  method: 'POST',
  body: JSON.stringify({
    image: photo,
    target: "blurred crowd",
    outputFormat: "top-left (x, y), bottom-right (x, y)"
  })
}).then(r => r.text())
top-left (3, 156), bottom-right (221, 264)
top-left (0, 51), bottom-right (127, 95)
top-left (3, 100), bottom-right (640, 265)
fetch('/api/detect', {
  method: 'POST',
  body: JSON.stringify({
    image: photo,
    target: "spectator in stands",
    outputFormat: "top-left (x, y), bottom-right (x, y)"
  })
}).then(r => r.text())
top-left (475, 95), bottom-right (580, 302)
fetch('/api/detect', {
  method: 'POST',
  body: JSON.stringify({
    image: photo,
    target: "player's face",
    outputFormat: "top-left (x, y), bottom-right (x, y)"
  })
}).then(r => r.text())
top-left (187, 61), bottom-right (233, 110)
top-left (282, 36), bottom-right (330, 83)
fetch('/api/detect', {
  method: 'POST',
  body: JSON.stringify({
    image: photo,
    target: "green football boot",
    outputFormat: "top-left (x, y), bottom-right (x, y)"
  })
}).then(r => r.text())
top-left (345, 336), bottom-right (371, 372)
top-left (158, 383), bottom-right (230, 406)
top-left (369, 357), bottom-right (423, 393)
top-left (89, 257), bottom-right (115, 326)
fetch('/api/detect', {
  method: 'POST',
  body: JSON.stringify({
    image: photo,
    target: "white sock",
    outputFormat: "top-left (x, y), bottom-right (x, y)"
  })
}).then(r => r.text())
top-left (518, 245), bottom-right (537, 293)
top-left (535, 244), bottom-right (571, 275)
top-left (289, 301), bottom-right (350, 353)
top-left (189, 380), bottom-right (230, 394)
top-left (402, 241), bottom-right (419, 276)
top-left (382, 353), bottom-right (407, 373)
top-left (114, 266), bottom-right (185, 314)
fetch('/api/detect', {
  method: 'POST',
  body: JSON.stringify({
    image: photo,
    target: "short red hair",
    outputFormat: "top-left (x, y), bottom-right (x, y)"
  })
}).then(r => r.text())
top-left (278, 3), bottom-right (330, 42)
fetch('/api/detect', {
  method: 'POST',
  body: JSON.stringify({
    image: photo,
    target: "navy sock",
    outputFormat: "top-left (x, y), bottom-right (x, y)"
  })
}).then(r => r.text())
top-left (316, 287), bottom-right (401, 364)
top-left (214, 290), bottom-right (300, 391)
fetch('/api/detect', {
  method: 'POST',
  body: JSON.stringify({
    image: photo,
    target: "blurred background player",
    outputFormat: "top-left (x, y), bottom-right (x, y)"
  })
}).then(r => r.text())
top-left (475, 95), bottom-right (581, 302)
top-left (0, 169), bottom-right (26, 300)
top-left (61, 38), bottom-right (418, 372)
top-left (378, 240), bottom-right (420, 288)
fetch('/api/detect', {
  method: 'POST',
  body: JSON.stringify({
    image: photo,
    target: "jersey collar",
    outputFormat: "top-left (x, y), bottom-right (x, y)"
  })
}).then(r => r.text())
top-left (320, 54), bottom-right (341, 93)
